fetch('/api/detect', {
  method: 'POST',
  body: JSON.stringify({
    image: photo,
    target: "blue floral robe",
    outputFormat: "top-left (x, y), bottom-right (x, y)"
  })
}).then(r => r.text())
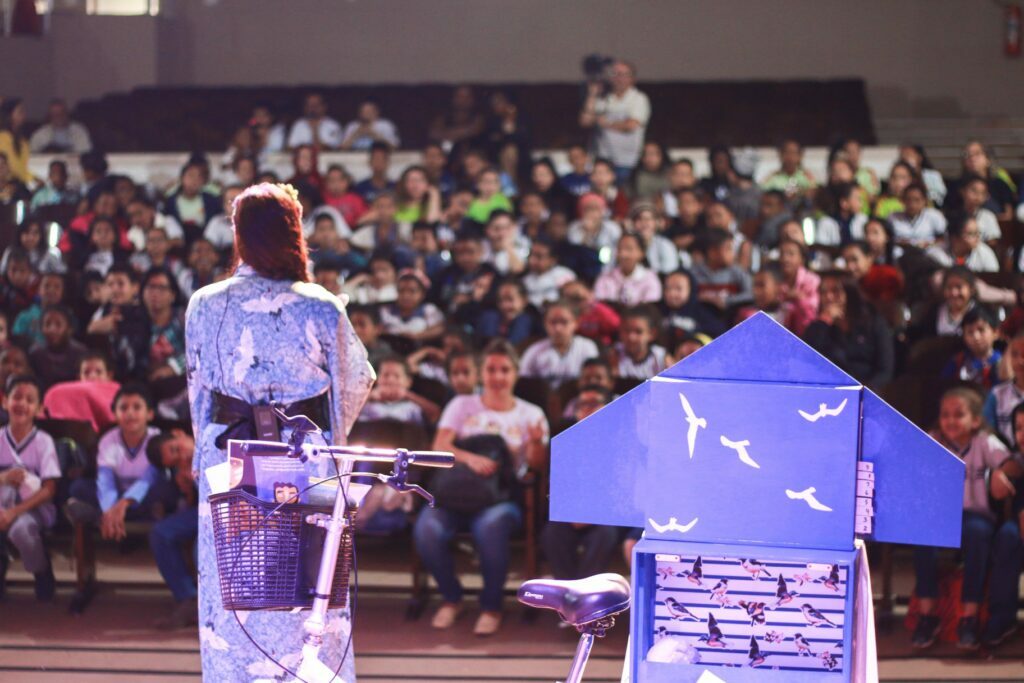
top-left (186, 264), bottom-right (374, 682)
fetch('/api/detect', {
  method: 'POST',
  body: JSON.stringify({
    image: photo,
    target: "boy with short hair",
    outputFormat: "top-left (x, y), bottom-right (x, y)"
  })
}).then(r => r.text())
top-left (359, 356), bottom-right (440, 426)
top-left (690, 228), bottom-right (753, 310)
top-left (146, 428), bottom-right (198, 628)
top-left (943, 307), bottom-right (1002, 390)
top-left (959, 174), bottom-right (1002, 243)
top-left (65, 383), bottom-right (173, 540)
top-left (522, 237), bottom-right (577, 308)
top-left (86, 264), bottom-right (148, 380)
top-left (30, 305), bottom-right (88, 389)
top-left (560, 144), bottom-right (592, 196)
top-left (890, 182), bottom-right (947, 247)
top-left (611, 306), bottom-right (668, 380)
top-left (0, 375), bottom-right (60, 601)
top-left (737, 262), bottom-right (786, 326)
top-left (984, 332), bottom-right (1024, 444)
top-left (348, 305), bottom-right (393, 369)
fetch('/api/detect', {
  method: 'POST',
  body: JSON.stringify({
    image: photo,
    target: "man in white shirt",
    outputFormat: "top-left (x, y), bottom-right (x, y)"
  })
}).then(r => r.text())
top-left (340, 99), bottom-right (400, 151)
top-left (29, 99), bottom-right (92, 154)
top-left (579, 61), bottom-right (651, 183)
top-left (287, 93), bottom-right (343, 150)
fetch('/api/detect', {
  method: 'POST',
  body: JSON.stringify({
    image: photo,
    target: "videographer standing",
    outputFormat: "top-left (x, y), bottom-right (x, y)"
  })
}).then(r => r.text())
top-left (579, 60), bottom-right (650, 186)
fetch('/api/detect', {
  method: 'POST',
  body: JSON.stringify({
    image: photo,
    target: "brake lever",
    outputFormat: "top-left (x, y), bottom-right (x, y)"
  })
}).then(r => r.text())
top-left (354, 472), bottom-right (438, 508)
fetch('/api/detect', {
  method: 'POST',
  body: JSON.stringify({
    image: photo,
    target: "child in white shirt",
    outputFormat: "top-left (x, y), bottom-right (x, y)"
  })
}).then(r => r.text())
top-left (0, 375), bottom-right (60, 600)
top-left (65, 383), bottom-right (174, 541)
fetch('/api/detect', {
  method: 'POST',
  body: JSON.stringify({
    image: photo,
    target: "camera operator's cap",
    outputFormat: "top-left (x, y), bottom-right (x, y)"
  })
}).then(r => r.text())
top-left (577, 192), bottom-right (607, 215)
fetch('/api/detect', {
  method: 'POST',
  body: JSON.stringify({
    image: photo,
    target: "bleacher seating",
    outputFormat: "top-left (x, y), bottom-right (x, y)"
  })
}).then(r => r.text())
top-left (71, 80), bottom-right (876, 152)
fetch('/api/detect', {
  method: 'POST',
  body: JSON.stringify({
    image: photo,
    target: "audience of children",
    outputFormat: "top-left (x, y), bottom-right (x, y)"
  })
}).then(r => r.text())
top-left (3, 109), bottom-right (1024, 650)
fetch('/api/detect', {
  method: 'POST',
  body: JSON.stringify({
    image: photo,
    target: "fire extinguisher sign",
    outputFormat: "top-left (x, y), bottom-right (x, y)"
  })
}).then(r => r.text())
top-left (1008, 3), bottom-right (1022, 57)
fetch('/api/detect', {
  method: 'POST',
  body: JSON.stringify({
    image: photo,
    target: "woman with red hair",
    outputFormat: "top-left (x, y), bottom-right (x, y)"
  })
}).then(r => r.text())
top-left (185, 183), bottom-right (374, 680)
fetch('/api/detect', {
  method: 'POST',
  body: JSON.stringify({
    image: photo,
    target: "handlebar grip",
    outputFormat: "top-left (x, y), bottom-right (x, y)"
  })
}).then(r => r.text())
top-left (408, 451), bottom-right (456, 468)
top-left (239, 440), bottom-right (296, 457)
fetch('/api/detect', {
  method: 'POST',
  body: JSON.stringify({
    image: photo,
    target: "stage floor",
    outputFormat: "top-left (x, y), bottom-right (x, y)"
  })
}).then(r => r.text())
top-left (3, 543), bottom-right (1024, 682)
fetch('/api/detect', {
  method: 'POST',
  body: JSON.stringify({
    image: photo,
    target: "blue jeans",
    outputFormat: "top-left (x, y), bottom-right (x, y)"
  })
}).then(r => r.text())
top-left (913, 511), bottom-right (1023, 624)
top-left (413, 501), bottom-right (522, 612)
top-left (150, 506), bottom-right (198, 602)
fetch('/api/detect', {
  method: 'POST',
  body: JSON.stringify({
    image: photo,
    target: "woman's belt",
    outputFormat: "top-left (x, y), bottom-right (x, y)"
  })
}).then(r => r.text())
top-left (211, 391), bottom-right (330, 449)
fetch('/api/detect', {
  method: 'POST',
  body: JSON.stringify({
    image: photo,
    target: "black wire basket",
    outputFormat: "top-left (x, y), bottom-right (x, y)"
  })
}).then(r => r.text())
top-left (209, 489), bottom-right (356, 611)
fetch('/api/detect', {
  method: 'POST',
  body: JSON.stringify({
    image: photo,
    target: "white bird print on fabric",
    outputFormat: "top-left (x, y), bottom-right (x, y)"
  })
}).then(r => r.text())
top-left (719, 436), bottom-right (760, 469)
top-left (233, 327), bottom-right (256, 384)
top-left (241, 292), bottom-right (301, 314)
top-left (798, 398), bottom-right (848, 422)
top-left (200, 625), bottom-right (230, 652)
top-left (785, 487), bottom-right (834, 512)
top-left (678, 392), bottom-right (707, 459)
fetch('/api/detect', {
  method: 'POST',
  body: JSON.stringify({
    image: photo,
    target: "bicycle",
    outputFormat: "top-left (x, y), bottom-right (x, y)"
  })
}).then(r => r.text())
top-left (519, 573), bottom-right (631, 683)
top-left (215, 414), bottom-right (454, 683)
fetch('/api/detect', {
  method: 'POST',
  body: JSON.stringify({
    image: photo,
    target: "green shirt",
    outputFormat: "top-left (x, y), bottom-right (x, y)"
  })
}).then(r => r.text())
top-left (761, 168), bottom-right (816, 194)
top-left (394, 202), bottom-right (423, 224)
top-left (874, 196), bottom-right (903, 219)
top-left (466, 193), bottom-right (513, 224)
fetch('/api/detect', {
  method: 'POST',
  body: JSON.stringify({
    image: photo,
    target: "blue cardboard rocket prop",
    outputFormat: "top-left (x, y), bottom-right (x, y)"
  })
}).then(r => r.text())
top-left (551, 313), bottom-right (964, 682)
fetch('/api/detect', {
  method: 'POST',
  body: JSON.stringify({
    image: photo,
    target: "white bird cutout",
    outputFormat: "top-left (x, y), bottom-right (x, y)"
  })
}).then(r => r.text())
top-left (678, 392), bottom-right (707, 459)
top-left (798, 398), bottom-right (848, 422)
top-left (649, 516), bottom-right (699, 534)
top-left (786, 487), bottom-right (833, 512)
top-left (719, 436), bottom-right (760, 469)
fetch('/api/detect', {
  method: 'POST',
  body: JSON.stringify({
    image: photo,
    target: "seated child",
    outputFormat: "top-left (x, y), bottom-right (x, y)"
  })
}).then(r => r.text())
top-left (984, 332), bottom-right (1024, 444)
top-left (446, 350), bottom-right (480, 396)
top-left (562, 358), bottom-right (615, 418)
top-left (926, 212), bottom-right (1000, 273)
top-left (560, 279), bottom-right (621, 348)
top-left (348, 305), bottom-right (394, 370)
top-left (146, 428), bottom-right (198, 629)
top-left (0, 375), bottom-right (59, 600)
top-left (777, 238), bottom-right (820, 335)
top-left (29, 305), bottom-right (87, 390)
top-left (406, 327), bottom-right (471, 387)
top-left (476, 278), bottom-right (542, 345)
top-left (942, 306), bottom-right (1001, 391)
top-left (65, 383), bottom-right (175, 541)
top-left (736, 262), bottom-right (786, 326)
top-left (380, 269), bottom-right (445, 342)
top-left (659, 270), bottom-right (727, 342)
top-left (313, 259), bottom-right (344, 297)
top-left (690, 228), bottom-right (753, 311)
top-left (521, 237), bottom-right (577, 308)
top-left (358, 356), bottom-right (440, 426)
top-left (0, 247), bottom-right (38, 318)
top-left (611, 306), bottom-right (668, 380)
top-left (911, 388), bottom-right (1022, 650)
top-left (83, 216), bottom-right (127, 277)
top-left (520, 300), bottom-right (600, 388)
top-left (343, 249), bottom-right (398, 305)
top-left (13, 272), bottom-right (65, 348)
top-left (594, 233), bottom-right (662, 306)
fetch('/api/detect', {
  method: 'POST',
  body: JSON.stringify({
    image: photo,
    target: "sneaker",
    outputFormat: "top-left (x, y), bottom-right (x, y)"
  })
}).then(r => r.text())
top-left (956, 616), bottom-right (980, 650)
top-left (911, 615), bottom-right (941, 649)
top-left (33, 566), bottom-right (55, 602)
top-left (155, 597), bottom-right (198, 630)
top-left (982, 619), bottom-right (1017, 648)
top-left (430, 602), bottom-right (462, 630)
top-left (473, 610), bottom-right (502, 636)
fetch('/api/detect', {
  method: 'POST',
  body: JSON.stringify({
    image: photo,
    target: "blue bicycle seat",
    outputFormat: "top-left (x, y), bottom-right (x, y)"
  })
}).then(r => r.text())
top-left (518, 573), bottom-right (630, 626)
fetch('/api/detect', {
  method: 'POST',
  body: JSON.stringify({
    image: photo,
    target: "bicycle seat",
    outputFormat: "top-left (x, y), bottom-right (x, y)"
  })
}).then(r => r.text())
top-left (518, 573), bottom-right (630, 626)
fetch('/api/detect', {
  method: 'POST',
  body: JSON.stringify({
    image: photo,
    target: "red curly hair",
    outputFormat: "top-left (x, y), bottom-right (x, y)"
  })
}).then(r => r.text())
top-left (232, 183), bottom-right (310, 282)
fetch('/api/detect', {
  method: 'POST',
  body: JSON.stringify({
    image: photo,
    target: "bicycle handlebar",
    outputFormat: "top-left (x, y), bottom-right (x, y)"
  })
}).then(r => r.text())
top-left (237, 440), bottom-right (455, 468)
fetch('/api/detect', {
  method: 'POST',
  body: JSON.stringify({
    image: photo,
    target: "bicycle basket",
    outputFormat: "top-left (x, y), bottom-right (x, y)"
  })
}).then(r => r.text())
top-left (209, 489), bottom-right (356, 611)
